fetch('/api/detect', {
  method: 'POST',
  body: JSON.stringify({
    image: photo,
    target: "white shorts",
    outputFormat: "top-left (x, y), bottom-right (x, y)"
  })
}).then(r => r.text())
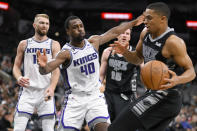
top-left (17, 87), bottom-right (55, 117)
top-left (59, 90), bottom-right (110, 130)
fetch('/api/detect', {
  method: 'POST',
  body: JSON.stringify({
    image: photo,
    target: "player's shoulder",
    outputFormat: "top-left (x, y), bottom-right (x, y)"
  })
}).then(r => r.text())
top-left (102, 47), bottom-right (112, 58)
top-left (165, 34), bottom-right (186, 54)
top-left (50, 39), bottom-right (61, 50)
top-left (88, 35), bottom-right (100, 42)
top-left (20, 39), bottom-right (27, 44)
top-left (50, 39), bottom-right (60, 45)
top-left (140, 27), bottom-right (149, 39)
top-left (57, 48), bottom-right (71, 60)
top-left (19, 39), bottom-right (28, 47)
top-left (103, 47), bottom-right (113, 53)
top-left (16, 39), bottom-right (28, 52)
top-left (166, 34), bottom-right (185, 47)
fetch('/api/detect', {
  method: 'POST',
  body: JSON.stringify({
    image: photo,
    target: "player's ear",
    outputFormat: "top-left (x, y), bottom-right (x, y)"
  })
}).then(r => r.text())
top-left (33, 23), bottom-right (36, 29)
top-left (66, 28), bottom-right (69, 36)
top-left (161, 15), bottom-right (167, 21)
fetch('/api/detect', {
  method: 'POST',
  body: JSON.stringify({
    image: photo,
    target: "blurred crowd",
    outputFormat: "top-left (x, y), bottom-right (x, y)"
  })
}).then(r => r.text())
top-left (0, 53), bottom-right (197, 131)
top-left (0, 53), bottom-right (64, 131)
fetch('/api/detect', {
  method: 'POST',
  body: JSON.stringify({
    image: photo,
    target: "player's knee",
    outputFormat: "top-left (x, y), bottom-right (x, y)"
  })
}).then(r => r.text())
top-left (14, 112), bottom-right (30, 131)
top-left (94, 122), bottom-right (109, 131)
top-left (14, 121), bottom-right (28, 131)
top-left (41, 115), bottom-right (55, 131)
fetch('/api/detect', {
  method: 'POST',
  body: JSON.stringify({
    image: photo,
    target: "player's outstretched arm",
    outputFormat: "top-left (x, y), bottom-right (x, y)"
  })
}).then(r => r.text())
top-left (88, 15), bottom-right (144, 50)
top-left (99, 15), bottom-right (144, 45)
top-left (110, 28), bottom-right (147, 65)
top-left (37, 49), bottom-right (70, 75)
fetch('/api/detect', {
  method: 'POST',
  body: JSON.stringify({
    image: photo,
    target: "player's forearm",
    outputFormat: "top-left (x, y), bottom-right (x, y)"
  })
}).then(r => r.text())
top-left (39, 60), bottom-right (59, 75)
top-left (39, 64), bottom-right (53, 75)
top-left (176, 67), bottom-right (196, 85)
top-left (100, 68), bottom-right (107, 83)
top-left (50, 68), bottom-right (60, 91)
top-left (108, 21), bottom-right (136, 38)
top-left (13, 65), bottom-right (22, 80)
top-left (123, 50), bottom-right (143, 65)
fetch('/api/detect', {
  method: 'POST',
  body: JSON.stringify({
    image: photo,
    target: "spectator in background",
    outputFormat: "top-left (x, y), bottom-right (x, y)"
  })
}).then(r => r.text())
top-left (1, 55), bottom-right (12, 75)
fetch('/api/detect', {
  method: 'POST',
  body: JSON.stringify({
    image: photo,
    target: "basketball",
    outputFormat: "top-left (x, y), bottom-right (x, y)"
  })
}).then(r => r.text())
top-left (140, 60), bottom-right (170, 90)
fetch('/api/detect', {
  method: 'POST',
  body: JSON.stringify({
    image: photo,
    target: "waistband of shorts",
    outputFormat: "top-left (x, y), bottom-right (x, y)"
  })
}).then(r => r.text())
top-left (105, 88), bottom-right (133, 95)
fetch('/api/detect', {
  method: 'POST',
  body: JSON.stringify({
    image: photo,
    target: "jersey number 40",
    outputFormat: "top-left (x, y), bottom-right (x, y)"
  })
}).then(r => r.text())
top-left (80, 62), bottom-right (95, 75)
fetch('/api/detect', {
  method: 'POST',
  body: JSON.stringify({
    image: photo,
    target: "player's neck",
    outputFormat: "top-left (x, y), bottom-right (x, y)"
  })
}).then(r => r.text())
top-left (33, 34), bottom-right (48, 42)
top-left (151, 26), bottom-right (168, 39)
top-left (70, 40), bottom-right (85, 48)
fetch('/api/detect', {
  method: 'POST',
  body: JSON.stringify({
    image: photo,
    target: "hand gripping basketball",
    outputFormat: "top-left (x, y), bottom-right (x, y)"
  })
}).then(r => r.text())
top-left (140, 60), bottom-right (170, 90)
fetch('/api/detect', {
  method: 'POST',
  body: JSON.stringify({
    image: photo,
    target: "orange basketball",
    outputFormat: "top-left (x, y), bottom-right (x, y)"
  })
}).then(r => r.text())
top-left (140, 60), bottom-right (170, 90)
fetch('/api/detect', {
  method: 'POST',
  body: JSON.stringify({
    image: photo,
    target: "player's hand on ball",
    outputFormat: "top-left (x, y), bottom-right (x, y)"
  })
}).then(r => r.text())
top-left (36, 48), bottom-right (47, 67)
top-left (160, 70), bottom-right (178, 90)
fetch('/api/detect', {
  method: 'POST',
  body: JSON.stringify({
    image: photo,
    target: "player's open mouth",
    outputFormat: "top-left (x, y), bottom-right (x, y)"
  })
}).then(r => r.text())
top-left (145, 25), bottom-right (149, 28)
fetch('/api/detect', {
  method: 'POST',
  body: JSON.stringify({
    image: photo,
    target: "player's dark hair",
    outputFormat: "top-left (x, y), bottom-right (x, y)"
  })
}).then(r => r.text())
top-left (147, 2), bottom-right (171, 20)
top-left (64, 16), bottom-right (80, 30)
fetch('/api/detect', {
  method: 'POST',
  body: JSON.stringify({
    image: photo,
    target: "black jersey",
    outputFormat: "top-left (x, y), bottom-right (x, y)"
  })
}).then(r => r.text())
top-left (142, 27), bottom-right (184, 89)
top-left (106, 46), bottom-right (137, 93)
top-left (142, 27), bottom-right (183, 74)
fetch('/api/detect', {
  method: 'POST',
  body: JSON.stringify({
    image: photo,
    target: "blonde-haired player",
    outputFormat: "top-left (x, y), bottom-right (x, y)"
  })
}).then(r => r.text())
top-left (13, 14), bottom-right (60, 131)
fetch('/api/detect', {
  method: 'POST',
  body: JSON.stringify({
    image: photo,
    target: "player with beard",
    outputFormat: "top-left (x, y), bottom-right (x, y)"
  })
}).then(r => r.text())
top-left (36, 15), bottom-right (144, 131)
top-left (13, 14), bottom-right (60, 131)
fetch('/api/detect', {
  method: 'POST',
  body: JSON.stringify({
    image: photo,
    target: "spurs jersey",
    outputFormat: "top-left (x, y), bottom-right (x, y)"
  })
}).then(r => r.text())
top-left (60, 39), bottom-right (101, 93)
top-left (143, 27), bottom-right (183, 75)
top-left (24, 38), bottom-right (52, 89)
top-left (106, 46), bottom-right (137, 93)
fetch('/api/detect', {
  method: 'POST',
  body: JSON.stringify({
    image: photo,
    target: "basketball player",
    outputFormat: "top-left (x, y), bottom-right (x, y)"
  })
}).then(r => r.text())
top-left (36, 15), bottom-right (144, 131)
top-left (109, 2), bottom-right (196, 131)
top-left (100, 28), bottom-right (139, 122)
top-left (13, 14), bottom-right (60, 131)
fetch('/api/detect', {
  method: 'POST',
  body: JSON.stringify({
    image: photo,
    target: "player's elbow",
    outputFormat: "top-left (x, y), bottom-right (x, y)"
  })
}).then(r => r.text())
top-left (191, 70), bottom-right (196, 81)
top-left (188, 67), bottom-right (196, 82)
top-left (39, 67), bottom-right (48, 75)
top-left (40, 72), bottom-right (47, 75)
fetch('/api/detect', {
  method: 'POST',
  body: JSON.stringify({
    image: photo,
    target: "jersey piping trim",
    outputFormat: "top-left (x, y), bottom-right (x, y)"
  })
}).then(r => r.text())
top-left (31, 37), bottom-right (49, 43)
top-left (67, 40), bottom-right (87, 50)
top-left (148, 27), bottom-right (174, 42)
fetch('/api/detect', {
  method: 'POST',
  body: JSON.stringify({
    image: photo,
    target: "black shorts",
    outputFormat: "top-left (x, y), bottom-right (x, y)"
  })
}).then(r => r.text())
top-left (104, 90), bottom-right (132, 121)
top-left (108, 89), bottom-right (182, 131)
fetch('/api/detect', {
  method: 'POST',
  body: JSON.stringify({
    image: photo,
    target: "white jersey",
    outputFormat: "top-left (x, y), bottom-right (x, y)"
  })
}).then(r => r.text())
top-left (23, 38), bottom-right (52, 89)
top-left (60, 39), bottom-right (101, 93)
